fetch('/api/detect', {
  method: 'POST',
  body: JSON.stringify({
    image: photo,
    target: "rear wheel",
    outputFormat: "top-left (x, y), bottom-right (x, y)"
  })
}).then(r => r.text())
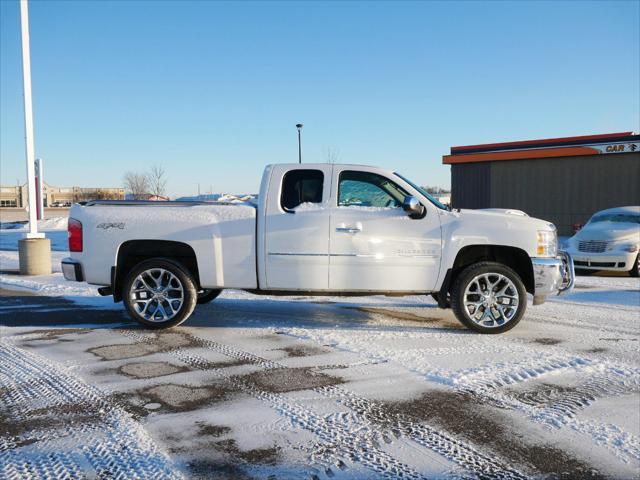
top-left (630, 254), bottom-right (640, 278)
top-left (197, 289), bottom-right (222, 304)
top-left (451, 262), bottom-right (527, 334)
top-left (123, 258), bottom-right (197, 328)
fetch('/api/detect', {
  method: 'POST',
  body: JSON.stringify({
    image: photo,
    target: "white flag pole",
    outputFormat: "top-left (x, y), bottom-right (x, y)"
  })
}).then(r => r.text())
top-left (19, 0), bottom-right (42, 239)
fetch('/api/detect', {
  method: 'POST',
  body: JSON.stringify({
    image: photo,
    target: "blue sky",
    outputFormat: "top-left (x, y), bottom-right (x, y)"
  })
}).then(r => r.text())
top-left (1, 0), bottom-right (638, 197)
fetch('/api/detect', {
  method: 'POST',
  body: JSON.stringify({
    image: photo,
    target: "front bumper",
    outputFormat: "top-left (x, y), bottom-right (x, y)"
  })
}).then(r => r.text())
top-left (531, 251), bottom-right (574, 303)
top-left (61, 258), bottom-right (84, 282)
top-left (568, 250), bottom-right (636, 271)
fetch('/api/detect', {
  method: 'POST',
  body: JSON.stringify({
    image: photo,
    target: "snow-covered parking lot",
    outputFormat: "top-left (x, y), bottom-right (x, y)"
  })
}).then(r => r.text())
top-left (1, 241), bottom-right (639, 479)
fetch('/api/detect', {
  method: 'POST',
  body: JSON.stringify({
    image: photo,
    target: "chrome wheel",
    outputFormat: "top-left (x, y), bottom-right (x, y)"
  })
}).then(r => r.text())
top-left (130, 268), bottom-right (184, 322)
top-left (463, 273), bottom-right (519, 328)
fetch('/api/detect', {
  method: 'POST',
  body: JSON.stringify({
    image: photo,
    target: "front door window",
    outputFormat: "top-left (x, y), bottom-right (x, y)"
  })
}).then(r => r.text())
top-left (338, 171), bottom-right (408, 208)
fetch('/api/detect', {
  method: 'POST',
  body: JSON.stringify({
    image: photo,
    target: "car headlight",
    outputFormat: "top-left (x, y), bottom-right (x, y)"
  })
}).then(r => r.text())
top-left (607, 242), bottom-right (639, 253)
top-left (537, 229), bottom-right (557, 257)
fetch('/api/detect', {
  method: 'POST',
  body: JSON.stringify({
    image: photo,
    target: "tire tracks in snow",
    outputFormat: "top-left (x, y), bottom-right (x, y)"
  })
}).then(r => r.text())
top-left (277, 318), bottom-right (640, 466)
top-left (118, 329), bottom-right (529, 480)
top-left (475, 366), bottom-right (640, 464)
top-left (0, 340), bottom-right (183, 480)
top-left (526, 312), bottom-right (639, 337)
top-left (120, 329), bottom-right (429, 480)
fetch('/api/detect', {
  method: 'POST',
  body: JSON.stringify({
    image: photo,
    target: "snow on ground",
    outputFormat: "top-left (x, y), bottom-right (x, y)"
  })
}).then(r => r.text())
top-left (0, 341), bottom-right (182, 479)
top-left (0, 247), bottom-right (639, 479)
top-left (0, 216), bottom-right (68, 231)
top-left (0, 216), bottom-right (68, 252)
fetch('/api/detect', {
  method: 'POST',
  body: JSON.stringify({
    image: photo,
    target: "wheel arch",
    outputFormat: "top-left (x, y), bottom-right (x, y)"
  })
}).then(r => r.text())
top-left (113, 240), bottom-right (200, 302)
top-left (442, 244), bottom-right (535, 298)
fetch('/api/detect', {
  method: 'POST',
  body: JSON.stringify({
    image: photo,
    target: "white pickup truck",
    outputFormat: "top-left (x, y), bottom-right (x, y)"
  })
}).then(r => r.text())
top-left (62, 163), bottom-right (574, 333)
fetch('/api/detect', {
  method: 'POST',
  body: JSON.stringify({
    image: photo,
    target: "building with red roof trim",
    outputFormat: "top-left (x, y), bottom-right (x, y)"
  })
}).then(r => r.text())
top-left (443, 132), bottom-right (639, 235)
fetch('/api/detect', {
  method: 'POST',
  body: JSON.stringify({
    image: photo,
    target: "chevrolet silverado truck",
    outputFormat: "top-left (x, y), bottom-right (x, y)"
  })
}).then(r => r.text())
top-left (62, 163), bottom-right (574, 333)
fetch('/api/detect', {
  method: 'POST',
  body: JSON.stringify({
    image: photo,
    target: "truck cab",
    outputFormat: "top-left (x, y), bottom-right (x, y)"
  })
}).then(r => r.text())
top-left (258, 163), bottom-right (443, 293)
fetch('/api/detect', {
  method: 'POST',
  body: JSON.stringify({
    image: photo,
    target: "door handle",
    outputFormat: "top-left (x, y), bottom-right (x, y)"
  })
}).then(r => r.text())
top-left (336, 226), bottom-right (361, 233)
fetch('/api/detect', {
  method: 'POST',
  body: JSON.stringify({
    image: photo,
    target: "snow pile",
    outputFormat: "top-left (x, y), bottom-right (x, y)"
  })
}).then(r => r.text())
top-left (176, 193), bottom-right (258, 205)
top-left (0, 216), bottom-right (69, 253)
top-left (217, 193), bottom-right (258, 205)
top-left (291, 202), bottom-right (326, 212)
top-left (0, 216), bottom-right (68, 232)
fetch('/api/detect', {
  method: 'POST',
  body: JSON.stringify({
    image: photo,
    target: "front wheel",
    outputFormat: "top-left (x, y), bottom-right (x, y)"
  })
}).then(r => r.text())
top-left (123, 258), bottom-right (198, 328)
top-left (450, 262), bottom-right (527, 334)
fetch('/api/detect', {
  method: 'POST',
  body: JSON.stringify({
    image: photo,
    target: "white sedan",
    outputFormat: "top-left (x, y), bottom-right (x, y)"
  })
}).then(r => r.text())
top-left (566, 206), bottom-right (640, 277)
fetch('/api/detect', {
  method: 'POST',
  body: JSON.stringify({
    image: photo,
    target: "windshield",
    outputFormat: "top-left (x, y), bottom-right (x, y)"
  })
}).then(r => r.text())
top-left (394, 172), bottom-right (449, 210)
top-left (590, 213), bottom-right (640, 225)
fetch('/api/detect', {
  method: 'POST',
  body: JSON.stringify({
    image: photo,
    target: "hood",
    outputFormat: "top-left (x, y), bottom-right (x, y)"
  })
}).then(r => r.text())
top-left (572, 222), bottom-right (640, 242)
top-left (479, 208), bottom-right (528, 217)
top-left (455, 208), bottom-right (553, 230)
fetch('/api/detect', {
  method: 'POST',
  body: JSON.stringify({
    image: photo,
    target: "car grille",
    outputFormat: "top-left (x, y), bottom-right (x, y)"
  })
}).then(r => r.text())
top-left (578, 240), bottom-right (609, 253)
top-left (591, 262), bottom-right (616, 268)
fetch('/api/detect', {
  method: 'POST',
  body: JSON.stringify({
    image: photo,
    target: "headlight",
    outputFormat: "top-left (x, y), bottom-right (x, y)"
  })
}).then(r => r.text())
top-left (537, 229), bottom-right (557, 257)
top-left (607, 242), bottom-right (639, 253)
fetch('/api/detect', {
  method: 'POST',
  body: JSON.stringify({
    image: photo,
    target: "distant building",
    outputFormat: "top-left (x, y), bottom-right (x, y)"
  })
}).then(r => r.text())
top-left (0, 186), bottom-right (21, 207)
top-left (0, 182), bottom-right (125, 208)
top-left (443, 132), bottom-right (640, 235)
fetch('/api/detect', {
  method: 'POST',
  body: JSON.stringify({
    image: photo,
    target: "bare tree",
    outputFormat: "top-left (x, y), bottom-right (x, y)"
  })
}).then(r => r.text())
top-left (324, 147), bottom-right (340, 164)
top-left (73, 189), bottom-right (121, 202)
top-left (123, 172), bottom-right (149, 200)
top-left (147, 164), bottom-right (167, 198)
top-left (94, 189), bottom-right (121, 200)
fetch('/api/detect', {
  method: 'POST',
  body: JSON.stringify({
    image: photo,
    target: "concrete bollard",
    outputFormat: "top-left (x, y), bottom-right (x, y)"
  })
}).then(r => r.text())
top-left (18, 238), bottom-right (52, 276)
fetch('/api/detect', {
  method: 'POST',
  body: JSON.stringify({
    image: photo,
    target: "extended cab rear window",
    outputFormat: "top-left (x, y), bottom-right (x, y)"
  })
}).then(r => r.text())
top-left (280, 169), bottom-right (324, 211)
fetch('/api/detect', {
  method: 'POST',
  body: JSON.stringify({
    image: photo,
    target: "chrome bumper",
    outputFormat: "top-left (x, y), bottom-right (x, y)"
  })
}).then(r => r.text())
top-left (531, 251), bottom-right (574, 303)
top-left (61, 258), bottom-right (84, 282)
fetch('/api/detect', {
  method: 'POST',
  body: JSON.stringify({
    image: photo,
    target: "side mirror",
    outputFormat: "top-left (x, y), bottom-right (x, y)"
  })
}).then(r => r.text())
top-left (402, 196), bottom-right (425, 219)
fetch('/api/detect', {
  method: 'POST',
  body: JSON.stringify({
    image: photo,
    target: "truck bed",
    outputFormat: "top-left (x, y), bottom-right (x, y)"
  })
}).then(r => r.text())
top-left (70, 202), bottom-right (257, 289)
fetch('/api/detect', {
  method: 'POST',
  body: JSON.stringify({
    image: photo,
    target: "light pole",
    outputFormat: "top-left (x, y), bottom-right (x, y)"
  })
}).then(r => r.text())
top-left (18, 0), bottom-right (51, 275)
top-left (296, 123), bottom-right (303, 164)
top-left (20, 0), bottom-right (40, 239)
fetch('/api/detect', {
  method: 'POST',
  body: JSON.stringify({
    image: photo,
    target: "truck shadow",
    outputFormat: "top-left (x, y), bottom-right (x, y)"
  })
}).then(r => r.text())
top-left (1, 287), bottom-right (470, 334)
top-left (0, 288), bottom-right (130, 328)
top-left (186, 296), bottom-right (469, 334)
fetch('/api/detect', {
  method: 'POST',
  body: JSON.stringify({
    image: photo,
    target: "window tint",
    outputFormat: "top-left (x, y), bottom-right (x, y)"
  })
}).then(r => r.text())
top-left (280, 169), bottom-right (324, 211)
top-left (338, 171), bottom-right (408, 208)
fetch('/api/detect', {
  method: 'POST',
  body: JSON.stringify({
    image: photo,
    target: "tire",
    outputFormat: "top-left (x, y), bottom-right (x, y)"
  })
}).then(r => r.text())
top-left (630, 254), bottom-right (640, 278)
top-left (197, 289), bottom-right (222, 304)
top-left (451, 262), bottom-right (527, 334)
top-left (123, 258), bottom-right (198, 329)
